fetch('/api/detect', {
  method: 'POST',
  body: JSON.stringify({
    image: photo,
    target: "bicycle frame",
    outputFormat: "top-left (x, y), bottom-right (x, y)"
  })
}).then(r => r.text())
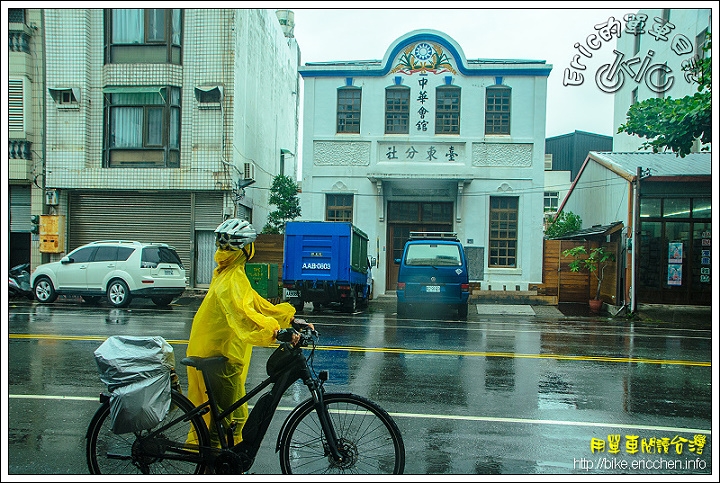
top-left (135, 335), bottom-right (345, 472)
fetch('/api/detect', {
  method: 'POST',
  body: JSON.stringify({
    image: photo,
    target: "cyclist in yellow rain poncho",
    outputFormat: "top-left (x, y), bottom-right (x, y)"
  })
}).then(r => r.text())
top-left (186, 219), bottom-right (296, 447)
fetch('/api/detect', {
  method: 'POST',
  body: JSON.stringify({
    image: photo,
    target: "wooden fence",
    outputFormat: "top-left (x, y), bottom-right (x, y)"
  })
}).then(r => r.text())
top-left (540, 239), bottom-right (618, 304)
top-left (252, 233), bottom-right (285, 279)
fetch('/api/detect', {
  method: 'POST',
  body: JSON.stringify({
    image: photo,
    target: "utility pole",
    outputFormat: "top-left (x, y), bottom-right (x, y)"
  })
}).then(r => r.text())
top-left (631, 167), bottom-right (641, 313)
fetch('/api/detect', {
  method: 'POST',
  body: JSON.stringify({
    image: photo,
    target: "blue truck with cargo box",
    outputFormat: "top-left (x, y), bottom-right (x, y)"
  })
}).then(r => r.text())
top-left (282, 221), bottom-right (374, 313)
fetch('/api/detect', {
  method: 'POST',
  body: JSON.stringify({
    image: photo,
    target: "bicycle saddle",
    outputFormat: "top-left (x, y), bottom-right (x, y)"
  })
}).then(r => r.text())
top-left (181, 356), bottom-right (229, 371)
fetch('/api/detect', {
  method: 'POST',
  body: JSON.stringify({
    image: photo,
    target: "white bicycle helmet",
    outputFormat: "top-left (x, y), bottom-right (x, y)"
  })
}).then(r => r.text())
top-left (214, 218), bottom-right (257, 251)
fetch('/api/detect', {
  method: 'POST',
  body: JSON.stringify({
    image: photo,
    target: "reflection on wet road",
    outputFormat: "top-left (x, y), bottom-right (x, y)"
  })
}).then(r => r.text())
top-left (6, 298), bottom-right (713, 475)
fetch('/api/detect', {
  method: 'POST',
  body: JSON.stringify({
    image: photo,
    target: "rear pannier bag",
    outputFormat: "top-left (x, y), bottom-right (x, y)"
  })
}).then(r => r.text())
top-left (94, 335), bottom-right (175, 434)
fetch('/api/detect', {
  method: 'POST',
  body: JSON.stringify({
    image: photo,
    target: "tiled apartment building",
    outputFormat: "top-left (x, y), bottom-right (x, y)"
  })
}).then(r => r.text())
top-left (8, 8), bottom-right (44, 269)
top-left (8, 8), bottom-right (300, 287)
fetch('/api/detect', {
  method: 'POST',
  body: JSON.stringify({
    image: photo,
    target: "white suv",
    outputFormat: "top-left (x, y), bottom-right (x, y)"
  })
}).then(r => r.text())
top-left (30, 240), bottom-right (188, 308)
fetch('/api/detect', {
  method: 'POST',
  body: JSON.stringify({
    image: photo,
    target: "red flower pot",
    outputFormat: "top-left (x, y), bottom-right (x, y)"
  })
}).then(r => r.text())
top-left (588, 299), bottom-right (603, 313)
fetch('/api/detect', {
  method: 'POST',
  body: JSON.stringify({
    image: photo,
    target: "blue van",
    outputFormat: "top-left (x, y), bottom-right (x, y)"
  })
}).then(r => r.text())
top-left (396, 232), bottom-right (470, 320)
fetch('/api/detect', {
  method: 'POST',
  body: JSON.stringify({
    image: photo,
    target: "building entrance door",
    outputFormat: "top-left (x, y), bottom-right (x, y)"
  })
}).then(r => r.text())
top-left (385, 201), bottom-right (453, 290)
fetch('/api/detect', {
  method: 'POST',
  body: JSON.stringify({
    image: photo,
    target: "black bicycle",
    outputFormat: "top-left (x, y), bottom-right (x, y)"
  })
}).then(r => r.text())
top-left (85, 321), bottom-right (405, 474)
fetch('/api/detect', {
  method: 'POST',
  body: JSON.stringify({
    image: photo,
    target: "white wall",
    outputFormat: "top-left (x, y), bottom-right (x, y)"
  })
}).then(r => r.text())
top-left (299, 30), bottom-right (550, 294)
top-left (230, 9), bottom-right (300, 224)
top-left (562, 161), bottom-right (630, 228)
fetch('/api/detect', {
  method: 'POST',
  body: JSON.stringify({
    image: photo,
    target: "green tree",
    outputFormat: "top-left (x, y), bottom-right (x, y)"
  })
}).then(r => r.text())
top-left (617, 34), bottom-right (711, 157)
top-left (262, 174), bottom-right (301, 234)
top-left (562, 245), bottom-right (616, 301)
top-left (544, 211), bottom-right (582, 239)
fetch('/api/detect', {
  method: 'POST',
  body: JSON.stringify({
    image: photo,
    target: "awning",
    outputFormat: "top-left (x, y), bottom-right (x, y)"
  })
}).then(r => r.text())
top-left (102, 86), bottom-right (164, 94)
top-left (48, 87), bottom-right (81, 103)
top-left (103, 86), bottom-right (166, 102)
top-left (194, 85), bottom-right (223, 103)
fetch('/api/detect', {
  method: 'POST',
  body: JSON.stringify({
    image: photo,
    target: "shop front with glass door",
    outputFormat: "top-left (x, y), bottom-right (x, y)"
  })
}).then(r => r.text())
top-left (637, 195), bottom-right (711, 305)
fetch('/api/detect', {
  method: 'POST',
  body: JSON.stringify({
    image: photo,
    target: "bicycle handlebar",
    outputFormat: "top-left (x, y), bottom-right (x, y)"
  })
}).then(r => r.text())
top-left (291, 318), bottom-right (312, 331)
top-left (276, 321), bottom-right (319, 347)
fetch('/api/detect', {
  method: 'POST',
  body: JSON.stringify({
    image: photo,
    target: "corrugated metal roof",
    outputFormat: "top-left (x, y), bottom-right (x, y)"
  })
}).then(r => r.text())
top-left (549, 221), bottom-right (624, 240)
top-left (304, 60), bottom-right (382, 67)
top-left (304, 58), bottom-right (545, 67)
top-left (467, 58), bottom-right (547, 65)
top-left (589, 151), bottom-right (712, 178)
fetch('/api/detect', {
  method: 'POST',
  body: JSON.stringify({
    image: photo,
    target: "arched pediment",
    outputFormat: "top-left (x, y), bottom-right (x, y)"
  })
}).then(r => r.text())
top-left (382, 29), bottom-right (465, 76)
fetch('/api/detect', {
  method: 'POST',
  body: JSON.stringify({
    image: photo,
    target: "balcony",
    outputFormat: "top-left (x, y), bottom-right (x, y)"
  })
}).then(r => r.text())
top-left (9, 140), bottom-right (33, 181)
top-left (9, 140), bottom-right (32, 160)
top-left (9, 23), bottom-right (35, 75)
top-left (9, 29), bottom-right (31, 54)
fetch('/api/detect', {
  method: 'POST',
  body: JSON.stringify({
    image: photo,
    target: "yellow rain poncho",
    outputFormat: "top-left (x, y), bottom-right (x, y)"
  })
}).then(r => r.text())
top-left (186, 247), bottom-right (295, 445)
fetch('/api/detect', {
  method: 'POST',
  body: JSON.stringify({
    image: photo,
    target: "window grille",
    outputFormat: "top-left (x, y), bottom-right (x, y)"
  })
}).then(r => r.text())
top-left (326, 194), bottom-right (353, 222)
top-left (385, 87), bottom-right (410, 134)
top-left (489, 196), bottom-right (518, 267)
top-left (435, 86), bottom-right (460, 134)
top-left (485, 86), bottom-right (511, 135)
top-left (336, 88), bottom-right (361, 133)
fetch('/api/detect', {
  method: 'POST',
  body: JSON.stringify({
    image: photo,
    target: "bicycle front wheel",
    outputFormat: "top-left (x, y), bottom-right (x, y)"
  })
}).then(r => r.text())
top-left (86, 390), bottom-right (210, 474)
top-left (279, 393), bottom-right (405, 474)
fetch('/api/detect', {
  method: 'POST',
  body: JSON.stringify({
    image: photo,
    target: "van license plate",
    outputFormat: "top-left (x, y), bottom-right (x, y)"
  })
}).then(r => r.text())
top-left (164, 269), bottom-right (174, 275)
top-left (425, 285), bottom-right (440, 293)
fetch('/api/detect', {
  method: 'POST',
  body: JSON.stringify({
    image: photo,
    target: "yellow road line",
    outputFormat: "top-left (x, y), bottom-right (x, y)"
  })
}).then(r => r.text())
top-left (9, 334), bottom-right (711, 366)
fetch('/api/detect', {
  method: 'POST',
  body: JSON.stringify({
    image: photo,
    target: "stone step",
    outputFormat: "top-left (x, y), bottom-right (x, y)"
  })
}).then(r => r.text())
top-left (469, 290), bottom-right (556, 306)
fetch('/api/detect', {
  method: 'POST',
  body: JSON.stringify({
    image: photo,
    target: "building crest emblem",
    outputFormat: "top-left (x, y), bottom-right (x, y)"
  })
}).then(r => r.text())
top-left (391, 42), bottom-right (457, 75)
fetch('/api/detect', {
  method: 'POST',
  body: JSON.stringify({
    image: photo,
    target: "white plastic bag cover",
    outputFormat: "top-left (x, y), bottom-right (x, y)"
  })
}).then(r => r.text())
top-left (94, 336), bottom-right (175, 434)
top-left (107, 372), bottom-right (172, 434)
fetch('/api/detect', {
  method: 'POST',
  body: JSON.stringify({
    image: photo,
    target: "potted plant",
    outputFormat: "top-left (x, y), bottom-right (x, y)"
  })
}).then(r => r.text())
top-left (562, 245), bottom-right (616, 313)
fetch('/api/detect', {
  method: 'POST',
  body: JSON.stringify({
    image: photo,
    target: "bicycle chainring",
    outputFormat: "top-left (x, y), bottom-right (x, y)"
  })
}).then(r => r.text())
top-left (132, 435), bottom-right (163, 473)
top-left (213, 449), bottom-right (251, 474)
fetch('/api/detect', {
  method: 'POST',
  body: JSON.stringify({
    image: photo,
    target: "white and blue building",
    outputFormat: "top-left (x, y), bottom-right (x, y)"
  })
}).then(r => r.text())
top-left (299, 29), bottom-right (552, 296)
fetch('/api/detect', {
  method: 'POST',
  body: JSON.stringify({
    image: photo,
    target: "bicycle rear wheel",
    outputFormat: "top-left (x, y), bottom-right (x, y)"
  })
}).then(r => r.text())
top-left (86, 390), bottom-right (210, 474)
top-left (278, 393), bottom-right (405, 474)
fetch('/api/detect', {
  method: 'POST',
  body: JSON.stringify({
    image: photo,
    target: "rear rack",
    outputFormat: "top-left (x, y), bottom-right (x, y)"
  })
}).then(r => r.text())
top-left (409, 232), bottom-right (459, 241)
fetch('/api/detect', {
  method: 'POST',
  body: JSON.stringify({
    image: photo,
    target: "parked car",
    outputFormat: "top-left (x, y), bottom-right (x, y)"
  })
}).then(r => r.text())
top-left (396, 232), bottom-right (470, 320)
top-left (30, 240), bottom-right (188, 308)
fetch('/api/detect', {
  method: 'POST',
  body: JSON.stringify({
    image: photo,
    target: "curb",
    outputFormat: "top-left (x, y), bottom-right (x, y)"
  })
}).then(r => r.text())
top-left (173, 293), bottom-right (711, 325)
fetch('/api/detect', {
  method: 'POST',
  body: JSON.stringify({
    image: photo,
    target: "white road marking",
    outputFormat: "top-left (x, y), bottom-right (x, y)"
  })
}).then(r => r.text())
top-left (9, 394), bottom-right (710, 434)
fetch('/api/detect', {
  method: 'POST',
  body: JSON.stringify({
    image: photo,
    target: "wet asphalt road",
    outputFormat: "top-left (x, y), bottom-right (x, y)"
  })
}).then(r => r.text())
top-left (5, 295), bottom-right (714, 477)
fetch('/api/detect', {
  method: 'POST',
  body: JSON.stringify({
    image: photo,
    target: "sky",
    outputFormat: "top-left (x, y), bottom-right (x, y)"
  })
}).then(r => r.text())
top-left (4, 5), bottom-right (713, 146)
top-left (290, 6), bottom-right (643, 139)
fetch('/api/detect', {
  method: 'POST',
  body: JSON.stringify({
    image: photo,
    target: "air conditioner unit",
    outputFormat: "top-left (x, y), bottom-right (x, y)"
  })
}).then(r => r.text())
top-left (243, 162), bottom-right (255, 181)
top-left (544, 154), bottom-right (553, 171)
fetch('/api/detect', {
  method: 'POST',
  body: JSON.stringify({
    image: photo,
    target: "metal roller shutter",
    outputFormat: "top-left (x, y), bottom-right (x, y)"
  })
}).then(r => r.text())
top-left (193, 192), bottom-right (224, 286)
top-left (10, 185), bottom-right (32, 232)
top-left (68, 191), bottom-right (193, 277)
top-left (194, 192), bottom-right (224, 230)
